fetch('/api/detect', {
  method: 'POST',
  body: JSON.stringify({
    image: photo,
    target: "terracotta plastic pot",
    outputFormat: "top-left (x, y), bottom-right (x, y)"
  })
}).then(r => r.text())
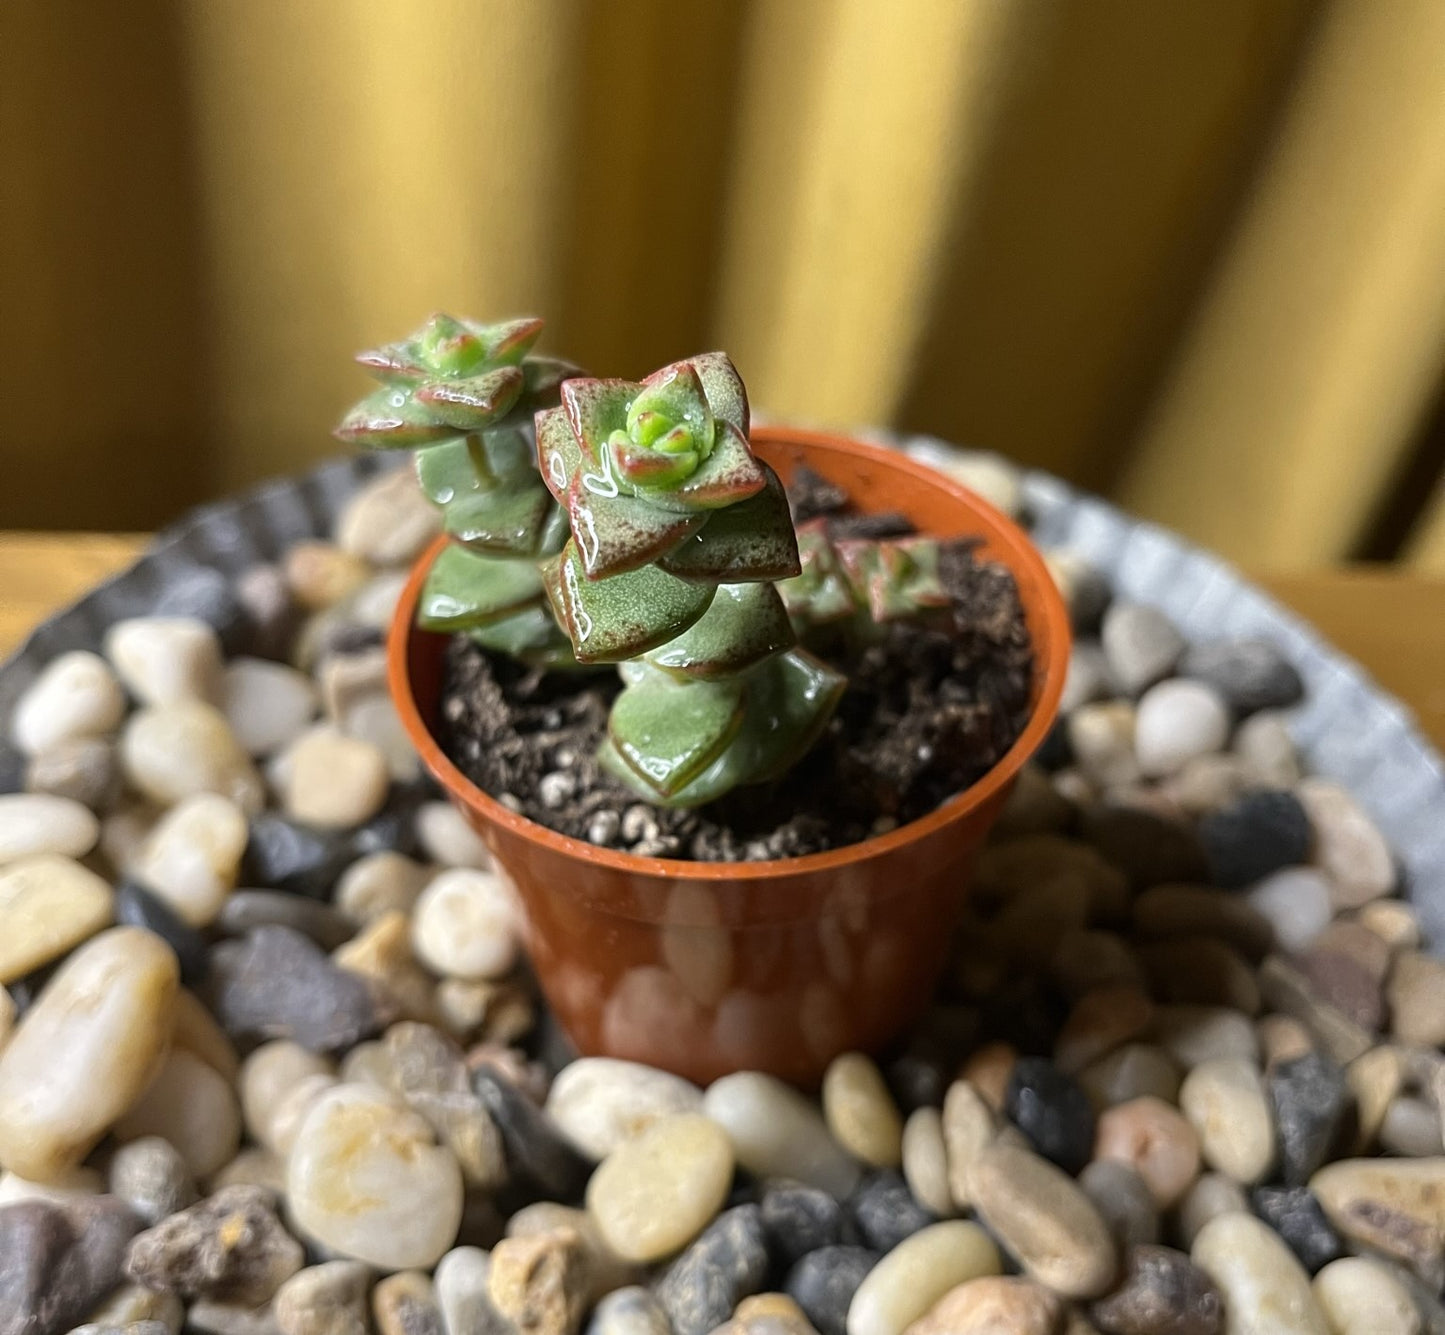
top-left (390, 427), bottom-right (1070, 1085)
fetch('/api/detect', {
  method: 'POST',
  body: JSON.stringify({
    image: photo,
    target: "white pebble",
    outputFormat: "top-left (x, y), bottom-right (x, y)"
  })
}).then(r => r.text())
top-left (221, 657), bottom-right (317, 757)
top-left (416, 801), bottom-right (494, 869)
top-left (336, 464), bottom-right (442, 566)
top-left (546, 1058), bottom-right (704, 1161)
top-left (0, 855), bottom-right (113, 984)
top-left (0, 1164), bottom-right (104, 1205)
top-left (704, 1071), bottom-right (861, 1198)
top-left (1245, 868), bottom-right (1333, 952)
top-left (0, 794), bottom-right (99, 865)
top-left (133, 793), bottom-right (247, 927)
top-left (1192, 1212), bottom-right (1328, 1333)
top-left (1180, 1059), bottom-right (1277, 1185)
top-left (239, 1041), bottom-right (336, 1150)
top-left (1134, 680), bottom-right (1230, 778)
top-left (411, 868), bottom-right (520, 982)
top-left (115, 1047), bottom-right (242, 1178)
top-left (822, 1052), bottom-right (903, 1169)
top-left (121, 701), bottom-right (265, 813)
top-left (1298, 779), bottom-right (1396, 909)
top-left (281, 727), bottom-right (390, 829)
top-left (1313, 1256), bottom-right (1421, 1335)
top-left (336, 851), bottom-right (432, 924)
top-left (105, 616), bottom-right (223, 706)
top-left (10, 651), bottom-right (126, 755)
top-left (847, 1221), bottom-right (1002, 1335)
top-left (1234, 711), bottom-right (1301, 787)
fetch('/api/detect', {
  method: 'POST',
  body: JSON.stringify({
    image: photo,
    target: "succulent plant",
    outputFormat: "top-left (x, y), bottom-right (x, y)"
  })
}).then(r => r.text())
top-left (335, 314), bottom-right (961, 809)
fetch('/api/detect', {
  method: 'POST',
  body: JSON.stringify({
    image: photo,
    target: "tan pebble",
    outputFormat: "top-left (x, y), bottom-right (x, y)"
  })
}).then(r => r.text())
top-left (942, 1080), bottom-right (998, 1211)
top-left (902, 1107), bottom-right (955, 1218)
top-left (586, 1113), bottom-right (734, 1263)
top-left (283, 727), bottom-right (390, 829)
top-left (1055, 986), bottom-right (1154, 1075)
top-left (1068, 702), bottom-right (1139, 789)
top-left (509, 1202), bottom-right (639, 1304)
top-left (0, 986), bottom-right (13, 1053)
top-left (0, 926), bottom-right (177, 1181)
top-left (738, 1293), bottom-right (813, 1326)
top-left (1094, 1095), bottom-right (1201, 1209)
top-left (1356, 900), bottom-right (1420, 952)
top-left (823, 1052), bottom-right (903, 1168)
top-left (959, 1043), bottom-right (1016, 1111)
top-left (274, 1258), bottom-right (372, 1335)
top-left (1078, 1044), bottom-right (1182, 1111)
top-left (115, 1046), bottom-right (242, 1177)
top-left (104, 616), bottom-right (224, 707)
top-left (1175, 1171), bottom-right (1250, 1249)
top-left (545, 1057), bottom-right (703, 1161)
top-left (286, 541), bottom-right (373, 610)
top-left (337, 464), bottom-right (442, 566)
top-left (0, 793), bottom-right (100, 864)
top-left (1165, 752), bottom-right (1249, 815)
top-left (902, 1276), bottom-right (1060, 1335)
top-left (83, 1282), bottom-right (186, 1330)
top-left (120, 701), bottom-right (265, 814)
top-left (373, 1269), bottom-right (442, 1335)
top-left (1311, 1158), bottom-right (1445, 1284)
top-left (171, 987), bottom-right (241, 1083)
top-left (1380, 1096), bottom-right (1444, 1158)
top-left (1051, 930), bottom-right (1147, 1000)
top-left (1297, 779), bottom-right (1395, 909)
top-left (0, 854), bottom-right (113, 983)
top-left (98, 801), bottom-right (162, 878)
top-left (209, 1146), bottom-right (288, 1196)
top-left (1313, 1256), bottom-right (1421, 1335)
top-left (488, 1228), bottom-right (590, 1335)
top-left (133, 793), bottom-right (247, 927)
top-left (1258, 956), bottom-right (1373, 1065)
top-left (270, 1073), bottom-right (344, 1157)
top-left (1139, 938), bottom-right (1260, 1014)
top-left (1179, 1058), bottom-right (1276, 1185)
top-left (968, 1138), bottom-right (1117, 1300)
top-left (1389, 952), bottom-right (1445, 1049)
top-left (846, 1220), bottom-right (1002, 1335)
top-left (1192, 1212), bottom-right (1327, 1334)
top-left (336, 850), bottom-right (433, 924)
top-left (0, 1164), bottom-right (104, 1205)
top-left (1154, 1005), bottom-right (1260, 1070)
top-left (10, 650), bottom-right (127, 755)
top-left (1257, 1014), bottom-right (1315, 1071)
top-left (334, 910), bottom-right (443, 1025)
top-left (240, 1041), bottom-right (337, 1148)
top-left (1345, 1045), bottom-right (1405, 1151)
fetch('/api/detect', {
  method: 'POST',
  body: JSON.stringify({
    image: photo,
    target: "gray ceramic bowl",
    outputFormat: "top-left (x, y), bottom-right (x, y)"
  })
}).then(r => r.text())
top-left (2, 445), bottom-right (1441, 941)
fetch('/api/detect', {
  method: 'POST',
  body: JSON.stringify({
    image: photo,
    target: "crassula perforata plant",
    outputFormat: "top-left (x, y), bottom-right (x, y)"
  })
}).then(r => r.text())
top-left (336, 313), bottom-right (955, 807)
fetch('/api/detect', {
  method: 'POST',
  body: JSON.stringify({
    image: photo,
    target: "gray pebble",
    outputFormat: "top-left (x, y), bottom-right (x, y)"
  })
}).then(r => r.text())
top-left (471, 1067), bottom-right (590, 1201)
top-left (1089, 1244), bottom-right (1223, 1335)
top-left (1181, 637), bottom-right (1304, 715)
top-left (587, 1286), bottom-right (673, 1335)
top-left (1251, 1185), bottom-right (1343, 1274)
top-left (783, 1245), bottom-right (878, 1335)
top-left (655, 1205), bottom-right (770, 1335)
top-left (107, 1136), bottom-right (199, 1226)
top-left (760, 1181), bottom-right (845, 1269)
top-left (1079, 1160), bottom-right (1161, 1252)
top-left (1268, 1052), bottom-right (1350, 1186)
top-left (1102, 603), bottom-right (1185, 695)
top-left (217, 890), bottom-right (356, 951)
top-left (847, 1170), bottom-right (936, 1253)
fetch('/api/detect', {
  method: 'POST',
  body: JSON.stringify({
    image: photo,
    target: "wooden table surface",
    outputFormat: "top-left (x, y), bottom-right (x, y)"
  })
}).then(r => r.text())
top-left (1, 532), bottom-right (1442, 750)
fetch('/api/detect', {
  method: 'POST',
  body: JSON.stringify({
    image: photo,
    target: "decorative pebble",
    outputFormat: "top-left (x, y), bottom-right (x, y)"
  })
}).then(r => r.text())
top-left (1312, 1256), bottom-right (1422, 1335)
top-left (0, 927), bottom-right (177, 1181)
top-left (1179, 1058), bottom-right (1277, 1186)
top-left (760, 1181), bottom-right (845, 1269)
top-left (274, 1259), bottom-right (373, 1335)
top-left (115, 879), bottom-right (210, 984)
top-left (209, 925), bottom-right (391, 1054)
top-left (1181, 637), bottom-right (1304, 715)
top-left (123, 1185), bottom-right (304, 1305)
top-left (705, 1072), bottom-right (861, 1199)
top-left (239, 1040), bottom-right (335, 1149)
top-left (411, 867), bottom-right (520, 982)
top-left (968, 1137), bottom-right (1118, 1299)
top-left (1296, 780), bottom-right (1395, 909)
top-left (82, 1283), bottom-right (186, 1331)
top-left (1134, 680), bottom-right (1230, 778)
top-left (334, 910), bottom-right (443, 1027)
top-left (900, 1108), bottom-right (954, 1218)
top-left (1079, 1160), bottom-right (1161, 1251)
top-left (0, 854), bottom-right (113, 983)
top-left (1191, 1212), bottom-right (1327, 1334)
top-left (905, 1275), bottom-right (1060, 1335)
top-left (1176, 1173), bottom-right (1250, 1250)
top-left (281, 728), bottom-right (390, 829)
top-left (121, 702), bottom-right (265, 814)
top-left (1268, 1053), bottom-right (1350, 1186)
top-left (416, 800), bottom-right (494, 869)
top-left (1197, 790), bottom-right (1313, 889)
top-left (472, 1067), bottom-right (591, 1201)
top-left (1257, 956), bottom-right (1372, 1066)
top-left (1131, 888), bottom-right (1272, 959)
top-left (507, 1201), bottom-right (638, 1306)
top-left (823, 1052), bottom-right (904, 1169)
top-left (545, 1057), bottom-right (703, 1161)
top-left (1101, 603), bottom-right (1185, 695)
top-left (1140, 939), bottom-right (1261, 1015)
top-left (1256, 1015), bottom-right (1314, 1071)
top-left (941, 1079), bottom-right (997, 1210)
top-left (655, 1205), bottom-right (769, 1335)
top-left (216, 889), bottom-right (355, 952)
top-left (25, 734), bottom-right (120, 810)
top-left (0, 793), bottom-right (100, 865)
top-left (115, 1047), bottom-right (242, 1178)
top-left (785, 1246), bottom-right (879, 1335)
top-left (1357, 898), bottom-right (1419, 951)
top-left (1344, 1045), bottom-right (1403, 1152)
top-left (288, 1083), bottom-right (464, 1270)
top-left (1078, 1044), bottom-right (1183, 1111)
top-left (848, 1170), bottom-right (935, 1253)
top-left (373, 1269), bottom-right (445, 1335)
top-left (1052, 930), bottom-right (1147, 1000)
top-left (1388, 951), bottom-right (1445, 1048)
top-left (243, 813), bottom-right (353, 900)
top-left (105, 616), bottom-right (224, 707)
top-left (221, 657), bottom-right (318, 757)
top-left (1309, 1158), bottom-right (1445, 1283)
top-left (107, 1136), bottom-right (198, 1227)
top-left (1155, 1006), bottom-right (1260, 1069)
top-left (1088, 1244), bottom-right (1223, 1335)
top-left (1251, 1186), bottom-right (1343, 1274)
top-left (435, 1247), bottom-right (508, 1335)
top-left (1380, 1095), bottom-right (1444, 1158)
top-left (586, 1112), bottom-right (734, 1263)
top-left (1233, 711), bottom-right (1302, 787)
top-left (587, 1286), bottom-right (673, 1335)
top-left (337, 465), bottom-right (441, 566)
top-left (1094, 1096), bottom-right (1201, 1209)
top-left (132, 793), bottom-right (247, 928)
top-left (1005, 1055), bottom-right (1095, 1175)
top-left (10, 651), bottom-right (126, 756)
top-left (1244, 869), bottom-right (1333, 953)
top-left (284, 541), bottom-right (373, 611)
top-left (336, 850), bottom-right (432, 923)
top-left (1068, 702), bottom-right (1140, 789)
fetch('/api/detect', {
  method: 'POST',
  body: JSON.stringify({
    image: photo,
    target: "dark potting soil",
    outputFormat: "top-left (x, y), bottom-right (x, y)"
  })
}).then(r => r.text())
top-left (437, 469), bottom-right (1034, 861)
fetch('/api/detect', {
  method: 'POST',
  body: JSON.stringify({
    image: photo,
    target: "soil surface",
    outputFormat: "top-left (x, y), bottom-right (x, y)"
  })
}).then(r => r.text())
top-left (438, 469), bottom-right (1033, 860)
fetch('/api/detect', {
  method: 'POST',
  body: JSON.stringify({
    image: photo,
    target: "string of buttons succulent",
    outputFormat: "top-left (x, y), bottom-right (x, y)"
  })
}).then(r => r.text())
top-left (336, 314), bottom-right (959, 809)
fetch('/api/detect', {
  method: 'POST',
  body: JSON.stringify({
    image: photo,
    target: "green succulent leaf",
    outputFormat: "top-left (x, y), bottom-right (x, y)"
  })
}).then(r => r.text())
top-left (542, 540), bottom-right (716, 664)
top-left (838, 537), bottom-right (950, 622)
top-left (677, 352), bottom-right (749, 436)
top-left (646, 583), bottom-right (795, 680)
top-left (560, 379), bottom-right (634, 466)
top-left (414, 366), bottom-right (524, 430)
top-left (566, 481), bottom-right (707, 580)
top-left (777, 521), bottom-right (859, 629)
top-left (658, 466), bottom-right (800, 583)
top-left (468, 604), bottom-right (580, 668)
top-left (419, 543), bottom-right (546, 631)
top-left (608, 666), bottom-right (746, 797)
top-left (643, 420), bottom-right (769, 513)
top-left (334, 387), bottom-right (457, 449)
top-left (416, 430), bottom-right (533, 504)
top-left (444, 478), bottom-right (557, 556)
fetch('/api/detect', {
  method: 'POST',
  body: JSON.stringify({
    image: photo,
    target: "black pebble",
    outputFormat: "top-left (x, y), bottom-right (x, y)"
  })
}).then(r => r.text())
top-left (1005, 1056), bottom-right (1096, 1175)
top-left (242, 814), bottom-right (353, 899)
top-left (657, 1205), bottom-right (771, 1335)
top-left (1252, 1186), bottom-right (1343, 1273)
top-left (785, 1245), bottom-right (878, 1335)
top-left (979, 979), bottom-right (1068, 1057)
top-left (887, 1054), bottom-right (948, 1114)
top-left (1034, 718), bottom-right (1073, 772)
top-left (470, 1068), bottom-right (590, 1204)
top-left (350, 793), bottom-right (419, 860)
top-left (115, 880), bottom-right (209, 985)
top-left (1198, 790), bottom-right (1313, 889)
top-left (848, 1170), bottom-right (935, 1253)
top-left (760, 1181), bottom-right (844, 1271)
top-left (1268, 1053), bottom-right (1352, 1187)
top-left (1182, 637), bottom-right (1304, 715)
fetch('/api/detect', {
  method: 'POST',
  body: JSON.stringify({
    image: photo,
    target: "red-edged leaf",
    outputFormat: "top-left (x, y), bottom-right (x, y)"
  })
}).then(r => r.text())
top-left (560, 378), bottom-right (636, 464)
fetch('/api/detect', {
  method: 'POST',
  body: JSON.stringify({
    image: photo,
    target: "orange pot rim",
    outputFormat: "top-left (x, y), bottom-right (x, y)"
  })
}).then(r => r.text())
top-left (389, 426), bottom-right (1071, 881)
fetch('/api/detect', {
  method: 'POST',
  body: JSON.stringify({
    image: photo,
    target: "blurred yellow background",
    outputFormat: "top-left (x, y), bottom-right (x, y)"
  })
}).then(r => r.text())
top-left (4, 0), bottom-right (1445, 571)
